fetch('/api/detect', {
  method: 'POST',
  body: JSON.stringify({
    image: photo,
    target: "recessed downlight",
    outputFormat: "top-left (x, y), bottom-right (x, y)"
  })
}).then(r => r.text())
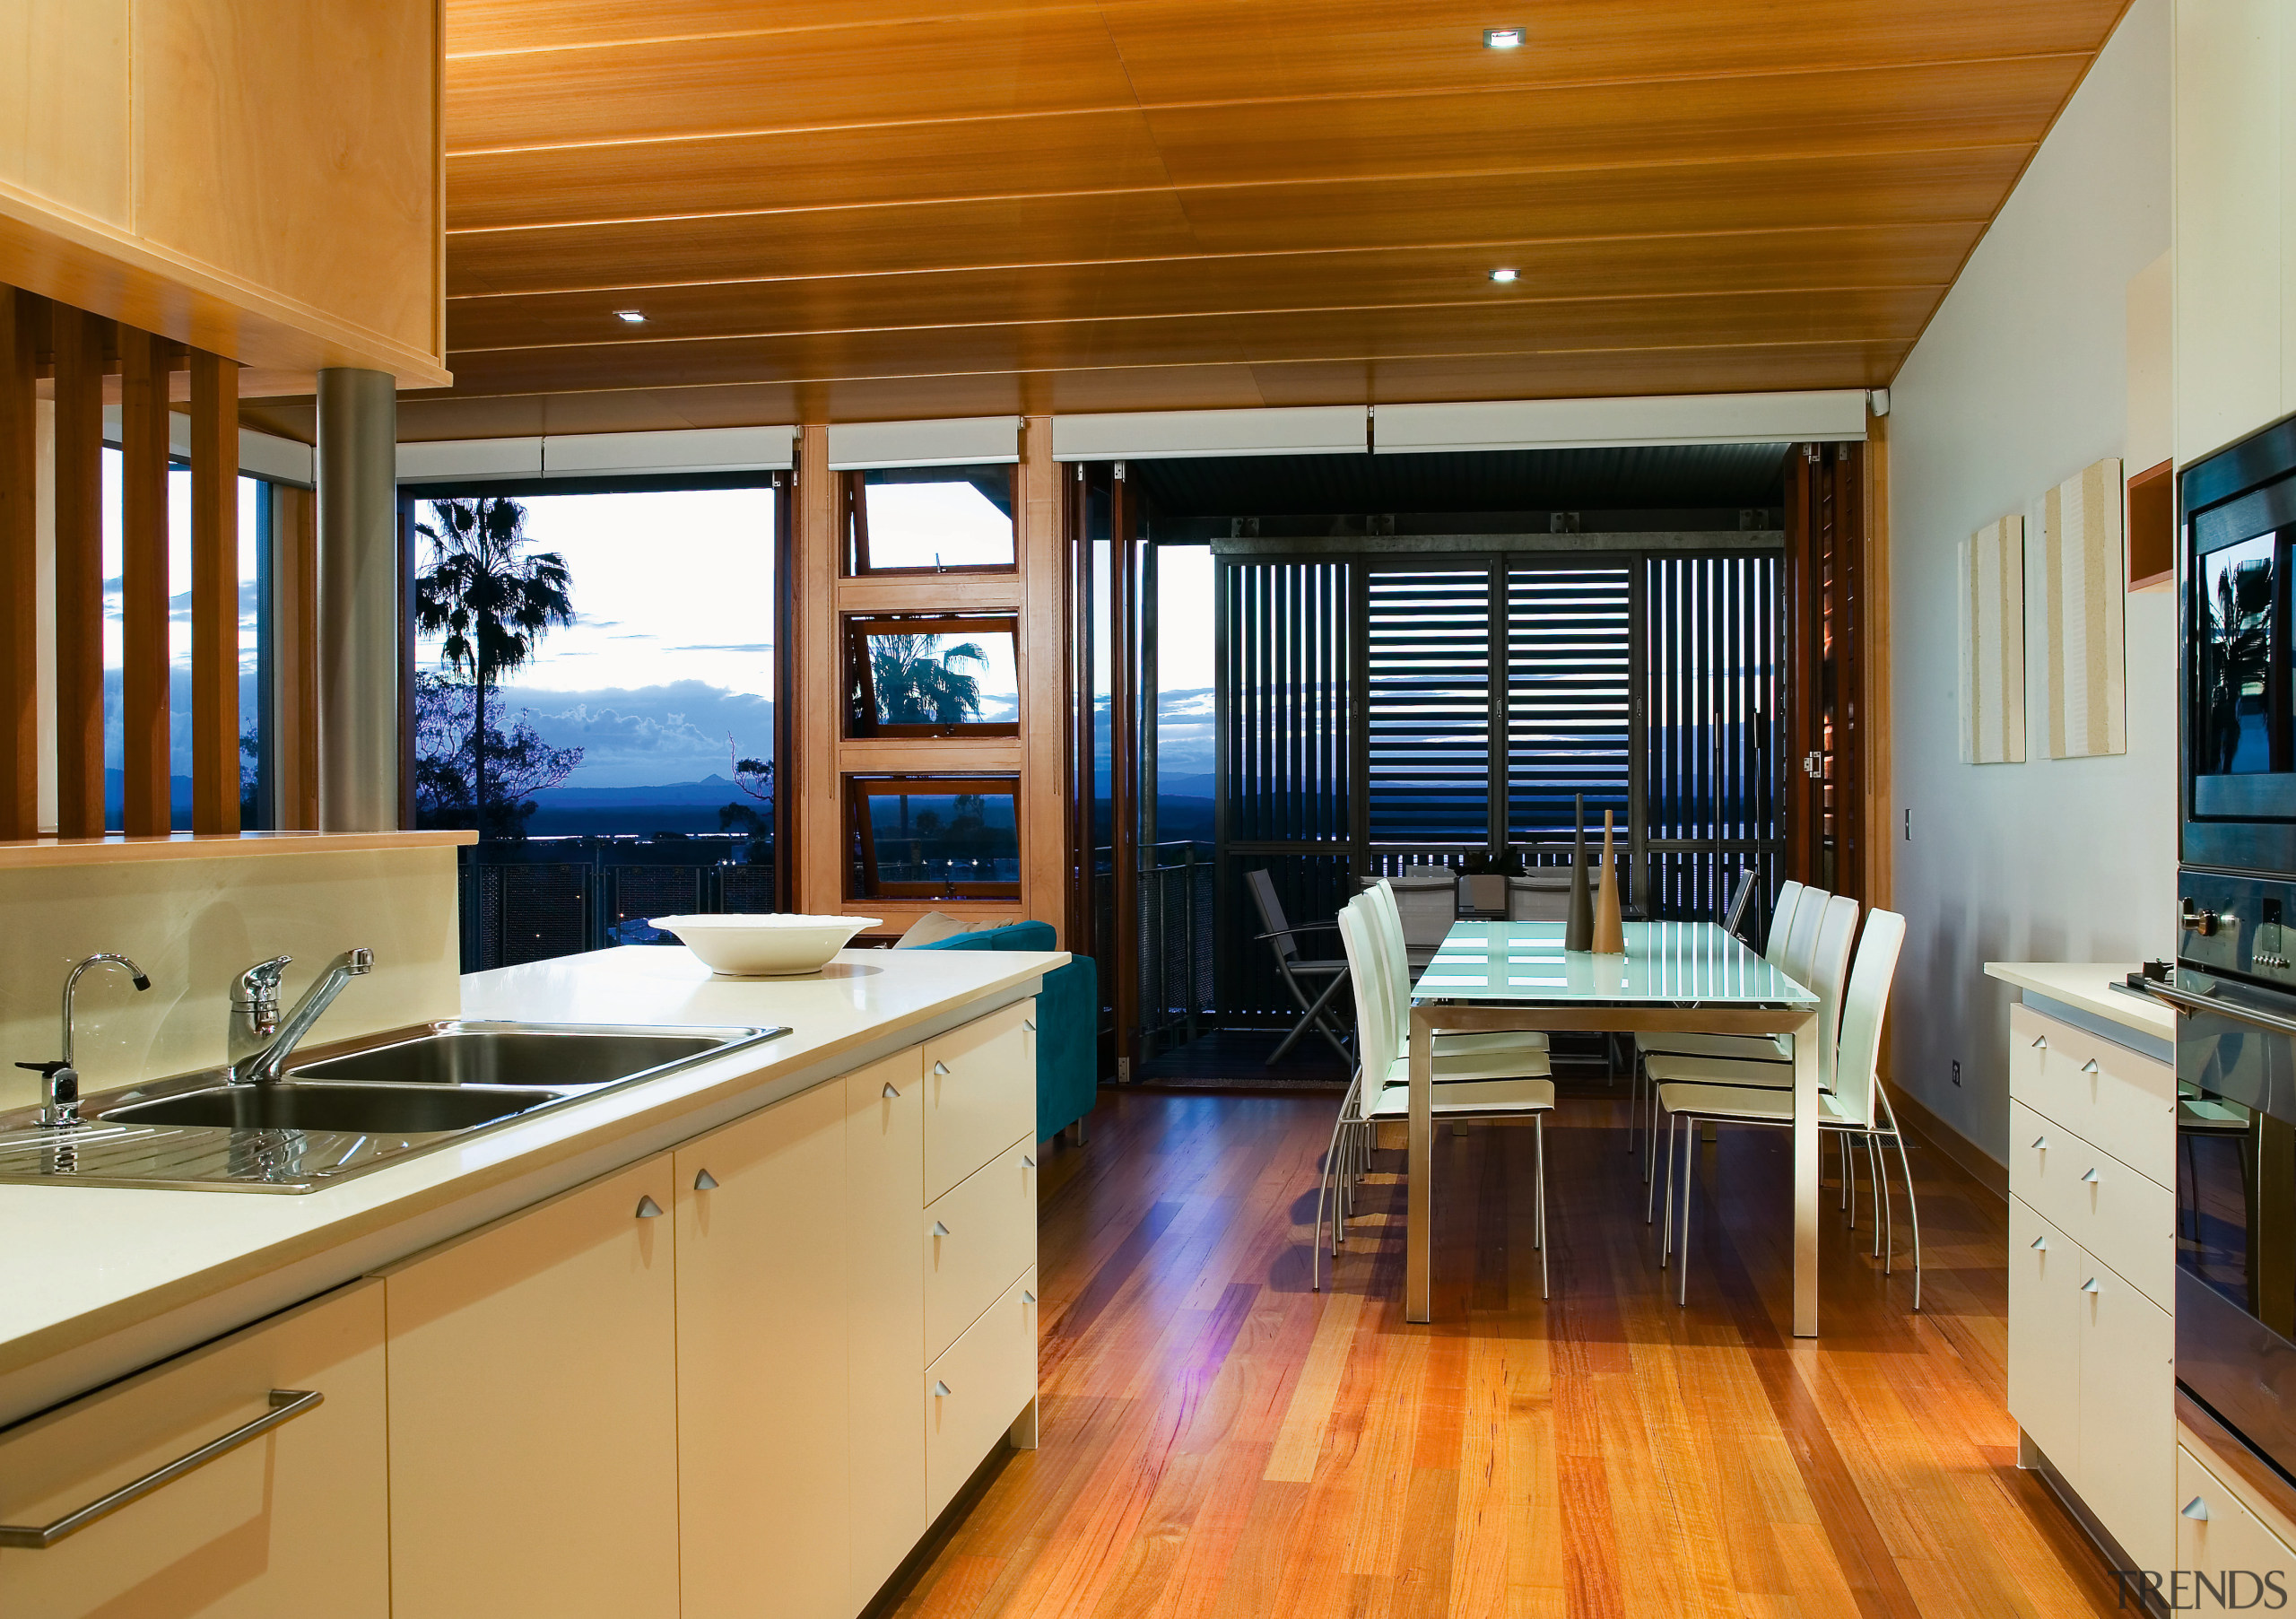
top-left (613, 309), bottom-right (648, 324)
top-left (1483, 26), bottom-right (1524, 48)
top-left (1489, 268), bottom-right (1519, 283)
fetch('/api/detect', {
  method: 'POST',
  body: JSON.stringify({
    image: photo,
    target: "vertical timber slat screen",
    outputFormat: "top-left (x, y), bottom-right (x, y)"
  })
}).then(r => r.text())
top-left (1215, 558), bottom-right (1350, 1021)
top-left (1507, 566), bottom-right (1633, 842)
top-left (1365, 567), bottom-right (1492, 847)
top-left (1210, 543), bottom-right (1787, 1023)
top-left (1644, 553), bottom-right (1784, 927)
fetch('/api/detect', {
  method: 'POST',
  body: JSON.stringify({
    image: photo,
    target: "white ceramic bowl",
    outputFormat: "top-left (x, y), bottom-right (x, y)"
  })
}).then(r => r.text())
top-left (648, 914), bottom-right (881, 977)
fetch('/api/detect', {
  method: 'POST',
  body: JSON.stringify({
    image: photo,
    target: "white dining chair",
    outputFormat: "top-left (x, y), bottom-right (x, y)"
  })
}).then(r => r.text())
top-left (1629, 880), bottom-right (1813, 1164)
top-left (1655, 908), bottom-right (1918, 1310)
top-left (1641, 892), bottom-right (1867, 1193)
top-left (1313, 895), bottom-right (1556, 1295)
top-left (1319, 886), bottom-right (1552, 1246)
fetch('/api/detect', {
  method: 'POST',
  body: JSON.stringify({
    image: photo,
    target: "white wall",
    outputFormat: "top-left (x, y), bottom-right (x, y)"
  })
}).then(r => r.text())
top-left (1886, 0), bottom-right (2174, 1163)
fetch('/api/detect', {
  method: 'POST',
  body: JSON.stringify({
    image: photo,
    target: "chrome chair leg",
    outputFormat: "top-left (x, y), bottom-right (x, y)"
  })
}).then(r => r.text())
top-left (1845, 1128), bottom-right (1859, 1231)
top-left (1312, 1068), bottom-right (1360, 1293)
top-left (1677, 1115), bottom-right (1697, 1307)
top-left (1657, 1109), bottom-right (1676, 1242)
top-left (1879, 1096), bottom-right (1924, 1310)
top-left (1867, 1136), bottom-right (1885, 1259)
top-left (1535, 1114), bottom-right (1551, 1301)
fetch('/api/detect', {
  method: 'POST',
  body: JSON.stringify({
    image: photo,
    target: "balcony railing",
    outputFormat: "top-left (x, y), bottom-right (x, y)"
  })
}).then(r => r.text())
top-left (457, 835), bottom-right (776, 972)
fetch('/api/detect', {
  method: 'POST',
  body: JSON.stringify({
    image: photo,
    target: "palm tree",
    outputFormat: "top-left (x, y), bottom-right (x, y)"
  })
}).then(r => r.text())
top-left (414, 498), bottom-right (575, 836)
top-left (870, 635), bottom-right (987, 726)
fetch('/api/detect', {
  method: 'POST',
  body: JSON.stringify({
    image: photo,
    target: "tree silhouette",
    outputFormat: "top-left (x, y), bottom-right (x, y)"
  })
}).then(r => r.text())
top-left (413, 674), bottom-right (581, 836)
top-left (414, 497), bottom-right (576, 837)
top-left (869, 635), bottom-right (987, 726)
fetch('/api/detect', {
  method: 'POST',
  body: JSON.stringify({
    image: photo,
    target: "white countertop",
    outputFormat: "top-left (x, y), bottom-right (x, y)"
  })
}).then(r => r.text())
top-left (0, 944), bottom-right (1063, 1423)
top-left (1983, 961), bottom-right (2176, 1040)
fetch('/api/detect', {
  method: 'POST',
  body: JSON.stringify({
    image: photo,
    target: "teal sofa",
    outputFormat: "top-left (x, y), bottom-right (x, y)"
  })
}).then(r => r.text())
top-left (906, 920), bottom-right (1097, 1144)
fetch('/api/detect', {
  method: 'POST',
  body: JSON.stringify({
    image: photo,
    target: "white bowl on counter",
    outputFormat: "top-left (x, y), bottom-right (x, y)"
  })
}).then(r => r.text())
top-left (648, 914), bottom-right (881, 977)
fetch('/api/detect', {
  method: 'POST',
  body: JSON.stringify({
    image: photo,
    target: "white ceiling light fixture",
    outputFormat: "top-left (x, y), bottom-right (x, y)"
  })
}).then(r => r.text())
top-left (613, 309), bottom-right (648, 324)
top-left (1488, 268), bottom-right (1519, 283)
top-left (1483, 26), bottom-right (1524, 48)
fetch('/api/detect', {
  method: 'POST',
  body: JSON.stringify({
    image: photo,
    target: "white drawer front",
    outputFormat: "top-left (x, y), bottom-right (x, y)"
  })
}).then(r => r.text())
top-left (2010, 1098), bottom-right (2088, 1239)
top-left (2179, 1445), bottom-right (2296, 1608)
top-left (2077, 1266), bottom-right (2174, 1577)
top-left (2010, 1003), bottom-right (2174, 1188)
top-left (926, 1266), bottom-right (1039, 1521)
top-left (926, 1136), bottom-right (1038, 1364)
top-left (2007, 1196), bottom-right (2083, 1476)
top-left (924, 1000), bottom-right (1036, 1206)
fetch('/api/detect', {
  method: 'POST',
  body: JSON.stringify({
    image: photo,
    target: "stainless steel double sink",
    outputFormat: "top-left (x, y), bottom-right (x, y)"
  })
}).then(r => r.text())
top-left (0, 1021), bottom-right (787, 1193)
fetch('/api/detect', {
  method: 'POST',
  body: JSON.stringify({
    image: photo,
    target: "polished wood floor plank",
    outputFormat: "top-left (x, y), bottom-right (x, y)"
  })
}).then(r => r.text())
top-left (877, 1091), bottom-right (2123, 1619)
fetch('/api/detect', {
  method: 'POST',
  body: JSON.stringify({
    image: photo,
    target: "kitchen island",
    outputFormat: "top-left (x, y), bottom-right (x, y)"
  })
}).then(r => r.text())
top-left (0, 941), bottom-right (1064, 1619)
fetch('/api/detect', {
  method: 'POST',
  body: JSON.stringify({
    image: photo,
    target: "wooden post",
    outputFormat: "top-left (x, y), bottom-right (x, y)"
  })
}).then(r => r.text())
top-left (270, 482), bottom-right (321, 829)
top-left (120, 328), bottom-right (174, 835)
top-left (190, 349), bottom-right (240, 834)
top-left (0, 291), bottom-right (37, 840)
top-left (51, 306), bottom-right (105, 838)
top-left (795, 426), bottom-right (836, 913)
top-left (1109, 470), bottom-right (1139, 1078)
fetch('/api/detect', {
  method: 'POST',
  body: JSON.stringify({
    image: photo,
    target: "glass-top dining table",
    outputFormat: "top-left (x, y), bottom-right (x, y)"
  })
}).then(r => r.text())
top-left (1406, 919), bottom-right (1826, 1333)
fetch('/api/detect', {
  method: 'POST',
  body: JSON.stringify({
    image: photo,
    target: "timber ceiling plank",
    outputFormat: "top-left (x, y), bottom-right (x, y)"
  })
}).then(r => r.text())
top-left (444, 149), bottom-right (2013, 298)
top-left (423, 0), bottom-right (2129, 422)
top-left (439, 286), bottom-right (1943, 397)
top-left (443, 222), bottom-right (1973, 354)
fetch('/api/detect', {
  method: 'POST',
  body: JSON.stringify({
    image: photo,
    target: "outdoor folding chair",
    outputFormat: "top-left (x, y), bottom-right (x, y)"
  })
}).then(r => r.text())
top-left (1246, 868), bottom-right (1354, 1066)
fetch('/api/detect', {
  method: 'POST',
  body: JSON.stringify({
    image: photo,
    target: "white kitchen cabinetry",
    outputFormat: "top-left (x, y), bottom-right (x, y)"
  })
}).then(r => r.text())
top-left (926, 1268), bottom-right (1040, 1520)
top-left (2005, 1003), bottom-right (2174, 1579)
top-left (675, 1075), bottom-right (853, 1619)
top-left (2179, 1441), bottom-right (2296, 1601)
top-left (0, 1279), bottom-right (389, 1619)
top-left (2174, 0), bottom-right (2296, 464)
top-left (925, 1001), bottom-right (1035, 1203)
top-left (848, 1045), bottom-right (929, 1606)
top-left (380, 1155), bottom-right (682, 1619)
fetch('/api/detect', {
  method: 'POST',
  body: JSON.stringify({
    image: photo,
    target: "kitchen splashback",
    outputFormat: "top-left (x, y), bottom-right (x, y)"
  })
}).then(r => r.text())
top-left (0, 842), bottom-right (460, 1112)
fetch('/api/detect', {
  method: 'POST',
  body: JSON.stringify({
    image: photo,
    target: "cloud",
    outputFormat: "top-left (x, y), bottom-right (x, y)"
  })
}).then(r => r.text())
top-left (493, 679), bottom-right (775, 788)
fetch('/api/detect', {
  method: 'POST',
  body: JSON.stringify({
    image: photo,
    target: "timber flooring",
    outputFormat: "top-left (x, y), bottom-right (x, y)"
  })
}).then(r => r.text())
top-left (879, 1087), bottom-right (2124, 1619)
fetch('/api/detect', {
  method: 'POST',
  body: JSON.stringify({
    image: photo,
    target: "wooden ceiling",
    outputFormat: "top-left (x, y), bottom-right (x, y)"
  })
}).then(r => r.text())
top-left (265, 0), bottom-right (2134, 437)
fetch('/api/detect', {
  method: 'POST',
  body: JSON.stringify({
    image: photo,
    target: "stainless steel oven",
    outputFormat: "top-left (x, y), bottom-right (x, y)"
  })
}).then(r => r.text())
top-left (2186, 419), bottom-right (2296, 874)
top-left (2170, 870), bottom-right (2296, 1486)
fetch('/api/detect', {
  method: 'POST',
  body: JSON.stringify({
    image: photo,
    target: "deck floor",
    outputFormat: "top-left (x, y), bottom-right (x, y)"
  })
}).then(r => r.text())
top-left (879, 1086), bottom-right (2122, 1618)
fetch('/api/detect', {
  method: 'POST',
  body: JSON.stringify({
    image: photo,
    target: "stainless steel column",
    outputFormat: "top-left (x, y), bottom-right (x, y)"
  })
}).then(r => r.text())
top-left (316, 368), bottom-right (399, 831)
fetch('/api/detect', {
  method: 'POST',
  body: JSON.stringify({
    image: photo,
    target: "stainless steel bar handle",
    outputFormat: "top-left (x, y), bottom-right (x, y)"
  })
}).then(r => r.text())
top-left (0, 1389), bottom-right (323, 1549)
top-left (2143, 979), bottom-right (2296, 1039)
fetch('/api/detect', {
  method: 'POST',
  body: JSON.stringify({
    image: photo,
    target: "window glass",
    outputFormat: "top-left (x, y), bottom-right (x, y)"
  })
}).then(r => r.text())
top-left (98, 450), bottom-right (265, 830)
top-left (849, 464), bottom-right (1014, 571)
top-left (847, 778), bottom-right (1020, 900)
top-left (845, 614), bottom-right (1018, 736)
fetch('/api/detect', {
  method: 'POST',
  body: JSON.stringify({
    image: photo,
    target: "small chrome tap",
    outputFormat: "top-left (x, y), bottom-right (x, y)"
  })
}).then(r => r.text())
top-left (16, 953), bottom-right (152, 1127)
top-left (227, 949), bottom-right (374, 1086)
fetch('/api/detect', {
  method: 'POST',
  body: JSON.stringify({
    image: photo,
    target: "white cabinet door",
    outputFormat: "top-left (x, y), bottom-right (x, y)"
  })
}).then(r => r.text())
top-left (2176, 0), bottom-right (2284, 463)
top-left (676, 1081), bottom-right (852, 1619)
top-left (926, 1136), bottom-right (1038, 1363)
top-left (848, 1046), bottom-right (927, 1609)
top-left (0, 1281), bottom-right (388, 1619)
top-left (2179, 1444), bottom-right (2296, 1607)
top-left (2077, 1265), bottom-right (2174, 1578)
top-left (926, 1267), bottom-right (1039, 1522)
top-left (382, 1156), bottom-right (681, 1619)
top-left (2007, 1196), bottom-right (2083, 1478)
top-left (924, 1001), bottom-right (1035, 1204)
